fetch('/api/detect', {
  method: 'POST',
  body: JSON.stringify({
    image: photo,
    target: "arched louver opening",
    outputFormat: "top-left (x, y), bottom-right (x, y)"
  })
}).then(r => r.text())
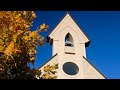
top-left (65, 33), bottom-right (74, 47)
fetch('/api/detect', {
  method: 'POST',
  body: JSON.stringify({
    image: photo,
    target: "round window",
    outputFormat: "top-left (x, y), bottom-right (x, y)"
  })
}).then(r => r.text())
top-left (63, 62), bottom-right (79, 75)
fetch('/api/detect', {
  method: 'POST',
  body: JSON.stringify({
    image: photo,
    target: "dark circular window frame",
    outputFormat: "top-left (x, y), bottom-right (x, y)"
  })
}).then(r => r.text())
top-left (62, 62), bottom-right (79, 75)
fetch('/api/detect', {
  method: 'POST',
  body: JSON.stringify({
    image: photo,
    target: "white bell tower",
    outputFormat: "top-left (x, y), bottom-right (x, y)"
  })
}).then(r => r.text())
top-left (40, 12), bottom-right (105, 79)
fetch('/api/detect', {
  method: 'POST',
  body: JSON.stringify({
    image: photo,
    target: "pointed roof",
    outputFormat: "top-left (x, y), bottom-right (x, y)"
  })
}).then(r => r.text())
top-left (46, 12), bottom-right (91, 47)
top-left (83, 56), bottom-right (107, 79)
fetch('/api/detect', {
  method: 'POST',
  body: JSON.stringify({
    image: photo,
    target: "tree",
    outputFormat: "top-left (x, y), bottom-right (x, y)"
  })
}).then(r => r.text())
top-left (0, 11), bottom-right (58, 79)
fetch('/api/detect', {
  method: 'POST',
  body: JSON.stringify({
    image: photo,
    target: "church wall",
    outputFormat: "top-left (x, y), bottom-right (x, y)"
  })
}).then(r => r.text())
top-left (52, 40), bottom-right (59, 56)
top-left (55, 26), bottom-right (86, 79)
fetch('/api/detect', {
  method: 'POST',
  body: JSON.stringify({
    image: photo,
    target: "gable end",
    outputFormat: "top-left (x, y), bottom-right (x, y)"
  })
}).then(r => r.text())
top-left (46, 12), bottom-right (91, 47)
top-left (83, 56), bottom-right (107, 79)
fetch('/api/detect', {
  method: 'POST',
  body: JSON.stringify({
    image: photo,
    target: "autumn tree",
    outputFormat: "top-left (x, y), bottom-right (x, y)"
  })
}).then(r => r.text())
top-left (0, 11), bottom-right (58, 79)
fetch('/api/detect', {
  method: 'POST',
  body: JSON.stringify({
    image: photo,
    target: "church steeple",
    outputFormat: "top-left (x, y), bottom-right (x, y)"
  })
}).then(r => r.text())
top-left (47, 12), bottom-right (90, 56)
top-left (39, 12), bottom-right (105, 79)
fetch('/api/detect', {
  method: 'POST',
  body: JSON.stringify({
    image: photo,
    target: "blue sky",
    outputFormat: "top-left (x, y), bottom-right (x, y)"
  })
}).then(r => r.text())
top-left (30, 11), bottom-right (120, 79)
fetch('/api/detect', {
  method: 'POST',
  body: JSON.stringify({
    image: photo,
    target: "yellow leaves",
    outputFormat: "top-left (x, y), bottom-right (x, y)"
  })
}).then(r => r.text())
top-left (32, 11), bottom-right (36, 18)
top-left (40, 23), bottom-right (49, 32)
top-left (9, 25), bottom-right (13, 31)
top-left (29, 32), bottom-right (36, 38)
top-left (40, 23), bottom-right (45, 30)
top-left (29, 31), bottom-right (39, 40)
top-left (38, 37), bottom-right (44, 46)
top-left (24, 24), bottom-right (29, 28)
top-left (4, 41), bottom-right (14, 56)
top-left (55, 63), bottom-right (59, 69)
top-left (45, 25), bottom-right (49, 29)
top-left (30, 57), bottom-right (35, 62)
top-left (17, 30), bottom-right (23, 35)
top-left (44, 66), bottom-right (49, 72)
top-left (4, 41), bottom-right (22, 57)
top-left (44, 64), bottom-right (58, 72)
top-left (8, 16), bottom-right (14, 21)
top-left (29, 48), bottom-right (37, 55)
top-left (0, 45), bottom-right (4, 51)
top-left (39, 37), bottom-right (44, 42)
top-left (1, 32), bottom-right (7, 38)
top-left (0, 11), bottom-right (42, 77)
top-left (44, 72), bottom-right (49, 79)
top-left (7, 41), bottom-right (14, 49)
top-left (12, 30), bottom-right (23, 43)
top-left (23, 36), bottom-right (29, 41)
top-left (16, 18), bottom-right (21, 23)
top-left (0, 11), bottom-right (47, 74)
top-left (18, 14), bottom-right (21, 17)
top-left (0, 39), bottom-right (4, 45)
top-left (13, 34), bottom-right (17, 43)
top-left (23, 11), bottom-right (27, 16)
top-left (15, 14), bottom-right (21, 19)
top-left (41, 64), bottom-right (58, 79)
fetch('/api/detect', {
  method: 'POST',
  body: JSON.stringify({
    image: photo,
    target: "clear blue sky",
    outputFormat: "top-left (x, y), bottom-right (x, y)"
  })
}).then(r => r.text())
top-left (30, 11), bottom-right (120, 79)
